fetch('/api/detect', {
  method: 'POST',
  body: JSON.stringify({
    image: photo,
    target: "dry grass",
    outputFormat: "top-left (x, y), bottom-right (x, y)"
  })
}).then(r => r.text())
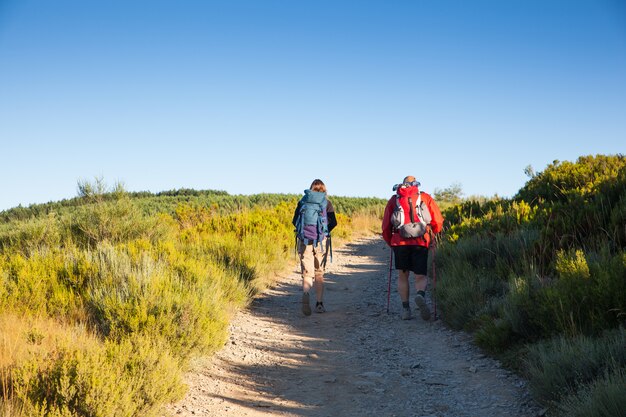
top-left (349, 213), bottom-right (382, 238)
top-left (1, 312), bottom-right (99, 415)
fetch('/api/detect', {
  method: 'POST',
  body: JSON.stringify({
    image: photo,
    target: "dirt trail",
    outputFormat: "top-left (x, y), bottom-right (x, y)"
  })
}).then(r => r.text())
top-left (166, 237), bottom-right (540, 417)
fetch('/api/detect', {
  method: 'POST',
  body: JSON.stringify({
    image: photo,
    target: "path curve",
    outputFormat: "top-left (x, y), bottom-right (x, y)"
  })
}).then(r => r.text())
top-left (167, 237), bottom-right (541, 417)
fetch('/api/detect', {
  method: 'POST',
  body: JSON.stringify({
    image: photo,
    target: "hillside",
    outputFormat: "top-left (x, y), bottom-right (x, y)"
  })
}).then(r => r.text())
top-left (1, 154), bottom-right (624, 417)
top-left (0, 186), bottom-right (384, 416)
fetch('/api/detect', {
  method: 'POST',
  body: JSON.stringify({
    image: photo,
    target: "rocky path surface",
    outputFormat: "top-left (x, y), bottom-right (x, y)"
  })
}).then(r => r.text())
top-left (167, 237), bottom-right (541, 417)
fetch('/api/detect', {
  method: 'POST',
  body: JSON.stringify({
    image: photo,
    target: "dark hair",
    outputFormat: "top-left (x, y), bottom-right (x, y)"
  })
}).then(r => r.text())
top-left (310, 179), bottom-right (326, 193)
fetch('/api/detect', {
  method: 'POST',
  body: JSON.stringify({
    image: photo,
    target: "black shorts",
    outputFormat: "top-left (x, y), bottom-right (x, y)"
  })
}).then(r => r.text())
top-left (393, 245), bottom-right (428, 275)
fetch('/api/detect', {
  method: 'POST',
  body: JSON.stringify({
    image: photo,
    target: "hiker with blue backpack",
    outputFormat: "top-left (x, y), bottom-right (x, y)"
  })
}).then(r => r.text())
top-left (382, 176), bottom-right (444, 321)
top-left (293, 179), bottom-right (337, 316)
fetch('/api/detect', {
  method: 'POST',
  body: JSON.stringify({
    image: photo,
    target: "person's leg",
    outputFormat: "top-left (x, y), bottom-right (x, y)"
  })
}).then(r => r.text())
top-left (394, 246), bottom-right (412, 319)
top-left (414, 274), bottom-right (427, 292)
top-left (314, 273), bottom-right (324, 302)
top-left (413, 246), bottom-right (431, 320)
top-left (313, 244), bottom-right (326, 312)
top-left (398, 269), bottom-right (410, 302)
top-left (299, 242), bottom-right (314, 316)
top-left (398, 269), bottom-right (412, 319)
top-left (300, 242), bottom-right (314, 292)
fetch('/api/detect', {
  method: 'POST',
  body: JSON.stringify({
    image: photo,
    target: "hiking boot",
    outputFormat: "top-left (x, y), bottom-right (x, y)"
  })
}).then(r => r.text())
top-left (414, 294), bottom-right (431, 321)
top-left (315, 302), bottom-right (326, 313)
top-left (401, 307), bottom-right (412, 320)
top-left (302, 292), bottom-right (312, 316)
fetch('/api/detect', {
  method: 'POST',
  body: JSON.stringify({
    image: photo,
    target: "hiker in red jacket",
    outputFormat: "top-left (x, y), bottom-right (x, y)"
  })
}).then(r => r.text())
top-left (381, 176), bottom-right (444, 320)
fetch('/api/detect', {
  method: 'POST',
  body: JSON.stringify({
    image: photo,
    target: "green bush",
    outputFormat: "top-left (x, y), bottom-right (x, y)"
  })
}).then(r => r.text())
top-left (436, 155), bottom-right (626, 416)
top-left (71, 198), bottom-right (169, 248)
top-left (0, 215), bottom-right (62, 255)
top-left (11, 336), bottom-right (184, 417)
top-left (557, 367), bottom-right (626, 417)
top-left (525, 328), bottom-right (626, 405)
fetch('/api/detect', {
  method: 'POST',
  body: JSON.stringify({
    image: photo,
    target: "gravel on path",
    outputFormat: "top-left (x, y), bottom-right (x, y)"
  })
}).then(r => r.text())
top-left (166, 236), bottom-right (541, 417)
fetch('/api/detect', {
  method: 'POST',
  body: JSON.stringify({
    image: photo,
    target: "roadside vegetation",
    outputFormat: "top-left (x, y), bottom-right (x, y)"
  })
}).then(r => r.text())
top-left (2, 154), bottom-right (623, 416)
top-left (0, 182), bottom-right (384, 417)
top-left (436, 154), bottom-right (626, 416)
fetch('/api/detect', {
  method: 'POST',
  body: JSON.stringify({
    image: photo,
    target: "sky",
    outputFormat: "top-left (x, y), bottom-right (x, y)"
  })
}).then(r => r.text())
top-left (0, 0), bottom-right (625, 211)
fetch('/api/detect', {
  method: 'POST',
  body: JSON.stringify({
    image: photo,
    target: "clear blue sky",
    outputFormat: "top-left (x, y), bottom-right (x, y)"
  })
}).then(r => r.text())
top-left (1, 0), bottom-right (624, 211)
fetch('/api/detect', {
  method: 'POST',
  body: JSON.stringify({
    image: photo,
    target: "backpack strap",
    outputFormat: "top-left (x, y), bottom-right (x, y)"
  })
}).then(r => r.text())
top-left (393, 195), bottom-right (403, 231)
top-left (416, 192), bottom-right (430, 225)
top-left (408, 196), bottom-right (416, 223)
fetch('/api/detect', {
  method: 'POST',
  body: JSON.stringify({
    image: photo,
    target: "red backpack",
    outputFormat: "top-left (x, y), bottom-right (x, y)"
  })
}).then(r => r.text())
top-left (390, 184), bottom-right (432, 238)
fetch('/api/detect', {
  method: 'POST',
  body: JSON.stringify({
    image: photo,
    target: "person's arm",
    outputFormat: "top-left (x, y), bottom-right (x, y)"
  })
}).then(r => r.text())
top-left (292, 201), bottom-right (301, 227)
top-left (326, 200), bottom-right (337, 232)
top-left (381, 197), bottom-right (395, 245)
top-left (426, 194), bottom-right (444, 234)
top-left (327, 212), bottom-right (337, 232)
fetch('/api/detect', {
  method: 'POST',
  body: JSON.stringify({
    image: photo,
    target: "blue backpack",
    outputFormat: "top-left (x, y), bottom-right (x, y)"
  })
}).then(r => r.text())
top-left (295, 190), bottom-right (329, 246)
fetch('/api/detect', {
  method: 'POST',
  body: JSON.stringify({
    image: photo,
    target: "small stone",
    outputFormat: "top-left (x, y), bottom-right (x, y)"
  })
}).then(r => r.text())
top-left (469, 366), bottom-right (478, 373)
top-left (360, 371), bottom-right (384, 378)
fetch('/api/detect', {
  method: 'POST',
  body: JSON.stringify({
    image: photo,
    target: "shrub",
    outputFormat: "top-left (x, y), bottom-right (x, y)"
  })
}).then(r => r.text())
top-left (557, 367), bottom-right (626, 417)
top-left (436, 155), bottom-right (625, 417)
top-left (525, 328), bottom-right (626, 404)
top-left (70, 198), bottom-right (169, 248)
top-left (84, 241), bottom-right (245, 359)
top-left (0, 215), bottom-right (61, 256)
top-left (10, 336), bottom-right (184, 417)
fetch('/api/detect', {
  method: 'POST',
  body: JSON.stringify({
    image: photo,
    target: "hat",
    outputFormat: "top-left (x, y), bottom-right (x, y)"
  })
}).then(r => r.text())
top-left (392, 176), bottom-right (421, 191)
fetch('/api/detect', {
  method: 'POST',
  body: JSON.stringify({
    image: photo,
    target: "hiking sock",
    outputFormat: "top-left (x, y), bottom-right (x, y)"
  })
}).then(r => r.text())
top-left (417, 290), bottom-right (426, 298)
top-left (402, 301), bottom-right (410, 309)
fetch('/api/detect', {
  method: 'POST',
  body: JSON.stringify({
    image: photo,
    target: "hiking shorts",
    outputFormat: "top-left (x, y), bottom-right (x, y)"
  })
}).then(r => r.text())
top-left (393, 245), bottom-right (428, 275)
top-left (298, 239), bottom-right (328, 280)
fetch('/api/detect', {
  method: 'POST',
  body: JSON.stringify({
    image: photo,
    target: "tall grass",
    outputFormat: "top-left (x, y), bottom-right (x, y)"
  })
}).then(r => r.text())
top-left (525, 328), bottom-right (626, 404)
top-left (557, 367), bottom-right (626, 417)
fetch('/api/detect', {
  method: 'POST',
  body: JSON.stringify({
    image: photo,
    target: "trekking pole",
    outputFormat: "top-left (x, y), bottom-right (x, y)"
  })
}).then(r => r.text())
top-left (431, 241), bottom-right (437, 320)
top-left (328, 235), bottom-right (333, 264)
top-left (321, 236), bottom-right (332, 268)
top-left (294, 232), bottom-right (298, 259)
top-left (386, 247), bottom-right (392, 314)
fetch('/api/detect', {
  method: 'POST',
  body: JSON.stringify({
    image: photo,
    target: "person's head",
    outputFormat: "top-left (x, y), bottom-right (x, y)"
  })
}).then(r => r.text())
top-left (310, 179), bottom-right (327, 193)
top-left (393, 176), bottom-right (420, 191)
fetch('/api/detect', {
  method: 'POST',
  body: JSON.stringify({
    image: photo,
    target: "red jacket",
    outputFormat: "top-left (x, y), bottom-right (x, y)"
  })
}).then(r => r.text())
top-left (381, 185), bottom-right (444, 247)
